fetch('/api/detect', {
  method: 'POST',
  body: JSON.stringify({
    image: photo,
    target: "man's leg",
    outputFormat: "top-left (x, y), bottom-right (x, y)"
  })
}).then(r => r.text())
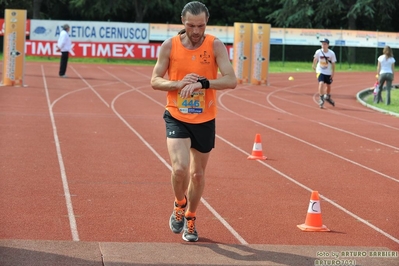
top-left (318, 82), bottom-right (325, 108)
top-left (325, 83), bottom-right (331, 95)
top-left (59, 52), bottom-right (68, 76)
top-left (182, 149), bottom-right (210, 242)
top-left (167, 138), bottom-right (191, 234)
top-left (385, 74), bottom-right (393, 105)
top-left (186, 149), bottom-right (209, 214)
top-left (377, 76), bottom-right (386, 103)
top-left (324, 83), bottom-right (335, 106)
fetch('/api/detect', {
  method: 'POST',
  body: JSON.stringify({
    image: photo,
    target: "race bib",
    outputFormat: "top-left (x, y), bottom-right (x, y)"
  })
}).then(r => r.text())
top-left (320, 60), bottom-right (328, 69)
top-left (177, 90), bottom-right (206, 114)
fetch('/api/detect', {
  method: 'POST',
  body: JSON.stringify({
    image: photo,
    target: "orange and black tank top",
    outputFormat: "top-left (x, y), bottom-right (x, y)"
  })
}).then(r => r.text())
top-left (166, 34), bottom-right (218, 124)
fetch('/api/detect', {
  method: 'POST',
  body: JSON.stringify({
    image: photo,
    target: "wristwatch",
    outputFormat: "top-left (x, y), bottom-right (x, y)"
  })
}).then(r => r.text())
top-left (198, 78), bottom-right (210, 89)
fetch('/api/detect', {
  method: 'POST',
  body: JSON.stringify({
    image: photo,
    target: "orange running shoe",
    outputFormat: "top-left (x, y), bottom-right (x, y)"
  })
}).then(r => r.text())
top-left (169, 197), bottom-right (187, 234)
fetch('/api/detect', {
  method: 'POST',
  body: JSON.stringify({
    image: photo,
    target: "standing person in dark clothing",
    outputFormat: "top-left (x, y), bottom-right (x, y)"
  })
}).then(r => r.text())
top-left (56, 24), bottom-right (72, 77)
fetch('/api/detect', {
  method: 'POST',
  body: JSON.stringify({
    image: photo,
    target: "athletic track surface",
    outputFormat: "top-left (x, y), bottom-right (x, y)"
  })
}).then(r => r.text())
top-left (0, 62), bottom-right (398, 266)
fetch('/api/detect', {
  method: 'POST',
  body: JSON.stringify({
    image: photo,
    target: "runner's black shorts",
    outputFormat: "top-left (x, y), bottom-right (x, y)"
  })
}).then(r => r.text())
top-left (163, 110), bottom-right (215, 153)
top-left (317, 73), bottom-right (333, 84)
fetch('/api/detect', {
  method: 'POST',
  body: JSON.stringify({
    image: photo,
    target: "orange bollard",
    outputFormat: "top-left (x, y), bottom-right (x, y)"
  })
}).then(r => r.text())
top-left (247, 134), bottom-right (267, 160)
top-left (297, 191), bottom-right (330, 232)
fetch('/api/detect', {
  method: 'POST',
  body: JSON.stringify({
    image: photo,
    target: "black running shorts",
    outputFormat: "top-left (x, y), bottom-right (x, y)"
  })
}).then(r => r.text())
top-left (163, 110), bottom-right (215, 153)
top-left (317, 73), bottom-right (333, 84)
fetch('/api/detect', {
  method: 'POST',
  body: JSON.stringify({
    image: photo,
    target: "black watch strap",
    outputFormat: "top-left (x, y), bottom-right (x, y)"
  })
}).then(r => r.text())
top-left (198, 78), bottom-right (210, 89)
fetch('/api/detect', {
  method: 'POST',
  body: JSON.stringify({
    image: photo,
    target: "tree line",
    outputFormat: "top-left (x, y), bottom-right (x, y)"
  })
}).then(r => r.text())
top-left (1, 0), bottom-right (399, 32)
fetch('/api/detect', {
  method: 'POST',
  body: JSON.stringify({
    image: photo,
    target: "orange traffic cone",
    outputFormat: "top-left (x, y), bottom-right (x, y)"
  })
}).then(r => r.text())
top-left (247, 134), bottom-right (267, 160)
top-left (297, 191), bottom-right (330, 232)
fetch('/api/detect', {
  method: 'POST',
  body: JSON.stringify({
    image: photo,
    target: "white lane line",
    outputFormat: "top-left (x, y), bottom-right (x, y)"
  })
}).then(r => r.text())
top-left (222, 87), bottom-right (399, 184)
top-left (71, 66), bottom-right (110, 108)
top-left (217, 89), bottom-right (399, 245)
top-left (319, 122), bottom-right (399, 151)
top-left (235, 86), bottom-right (399, 150)
top-left (100, 67), bottom-right (249, 245)
top-left (218, 134), bottom-right (399, 245)
top-left (51, 65), bottom-right (398, 246)
top-left (200, 198), bottom-right (248, 245)
top-left (110, 88), bottom-right (249, 245)
top-left (269, 87), bottom-right (399, 131)
top-left (41, 65), bottom-right (80, 241)
top-left (97, 68), bottom-right (399, 246)
top-left (106, 68), bottom-right (399, 245)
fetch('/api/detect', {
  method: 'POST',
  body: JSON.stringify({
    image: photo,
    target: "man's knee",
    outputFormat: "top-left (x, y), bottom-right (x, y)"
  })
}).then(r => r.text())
top-left (172, 165), bottom-right (189, 181)
top-left (190, 171), bottom-right (205, 184)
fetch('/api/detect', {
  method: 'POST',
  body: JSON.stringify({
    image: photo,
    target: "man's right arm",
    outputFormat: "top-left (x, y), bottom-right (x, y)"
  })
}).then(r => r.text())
top-left (312, 57), bottom-right (318, 70)
top-left (151, 39), bottom-right (194, 92)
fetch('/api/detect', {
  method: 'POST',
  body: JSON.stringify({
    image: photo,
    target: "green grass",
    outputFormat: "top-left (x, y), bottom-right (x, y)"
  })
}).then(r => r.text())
top-left (268, 61), bottom-right (377, 73)
top-left (25, 56), bottom-right (377, 72)
top-left (4, 55), bottom-right (397, 114)
top-left (363, 88), bottom-right (399, 114)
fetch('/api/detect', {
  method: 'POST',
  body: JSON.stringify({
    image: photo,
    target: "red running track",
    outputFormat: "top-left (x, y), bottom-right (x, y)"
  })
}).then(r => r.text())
top-left (0, 62), bottom-right (398, 266)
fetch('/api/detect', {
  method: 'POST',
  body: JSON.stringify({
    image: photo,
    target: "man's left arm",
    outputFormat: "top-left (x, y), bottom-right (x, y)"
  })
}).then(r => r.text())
top-left (209, 39), bottom-right (237, 90)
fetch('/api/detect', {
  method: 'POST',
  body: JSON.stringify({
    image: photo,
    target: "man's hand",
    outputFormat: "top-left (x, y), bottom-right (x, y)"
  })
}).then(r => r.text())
top-left (179, 82), bottom-right (202, 99)
top-left (178, 73), bottom-right (201, 98)
top-left (181, 73), bottom-right (199, 84)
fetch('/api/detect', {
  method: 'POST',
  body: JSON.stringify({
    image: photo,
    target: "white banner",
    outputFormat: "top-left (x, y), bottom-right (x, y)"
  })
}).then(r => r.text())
top-left (150, 24), bottom-right (399, 48)
top-left (149, 23), bottom-right (234, 44)
top-left (30, 20), bottom-right (150, 43)
top-left (266, 28), bottom-right (399, 48)
top-left (26, 19), bottom-right (399, 48)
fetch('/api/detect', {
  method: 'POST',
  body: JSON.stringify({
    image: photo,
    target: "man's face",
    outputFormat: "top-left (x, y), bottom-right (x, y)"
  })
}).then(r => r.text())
top-left (321, 42), bottom-right (329, 49)
top-left (181, 12), bottom-right (208, 44)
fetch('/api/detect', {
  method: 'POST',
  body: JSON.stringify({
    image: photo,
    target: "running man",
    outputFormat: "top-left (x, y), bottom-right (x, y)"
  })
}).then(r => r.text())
top-left (150, 1), bottom-right (237, 242)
